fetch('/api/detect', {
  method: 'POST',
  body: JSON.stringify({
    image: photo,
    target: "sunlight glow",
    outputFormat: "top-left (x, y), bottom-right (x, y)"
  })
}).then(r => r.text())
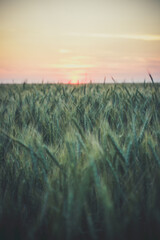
top-left (68, 72), bottom-right (80, 85)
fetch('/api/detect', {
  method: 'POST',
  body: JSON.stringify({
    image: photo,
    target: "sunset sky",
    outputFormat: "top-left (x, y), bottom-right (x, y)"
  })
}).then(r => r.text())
top-left (0, 0), bottom-right (160, 83)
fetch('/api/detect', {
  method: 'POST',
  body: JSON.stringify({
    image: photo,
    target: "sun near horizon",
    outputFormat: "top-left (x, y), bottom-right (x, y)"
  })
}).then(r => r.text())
top-left (0, 0), bottom-right (160, 83)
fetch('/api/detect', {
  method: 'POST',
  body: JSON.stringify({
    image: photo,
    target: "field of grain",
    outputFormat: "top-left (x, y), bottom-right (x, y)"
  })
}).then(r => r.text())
top-left (0, 82), bottom-right (160, 240)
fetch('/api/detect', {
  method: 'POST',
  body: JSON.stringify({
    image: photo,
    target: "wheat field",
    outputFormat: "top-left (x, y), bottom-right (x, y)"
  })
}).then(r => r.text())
top-left (0, 82), bottom-right (160, 240)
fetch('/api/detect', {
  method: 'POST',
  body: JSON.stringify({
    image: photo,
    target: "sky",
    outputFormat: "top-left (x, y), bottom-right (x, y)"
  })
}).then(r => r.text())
top-left (0, 0), bottom-right (160, 83)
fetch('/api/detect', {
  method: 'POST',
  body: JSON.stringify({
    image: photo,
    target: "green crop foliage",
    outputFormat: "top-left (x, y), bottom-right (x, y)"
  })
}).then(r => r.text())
top-left (0, 82), bottom-right (160, 240)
